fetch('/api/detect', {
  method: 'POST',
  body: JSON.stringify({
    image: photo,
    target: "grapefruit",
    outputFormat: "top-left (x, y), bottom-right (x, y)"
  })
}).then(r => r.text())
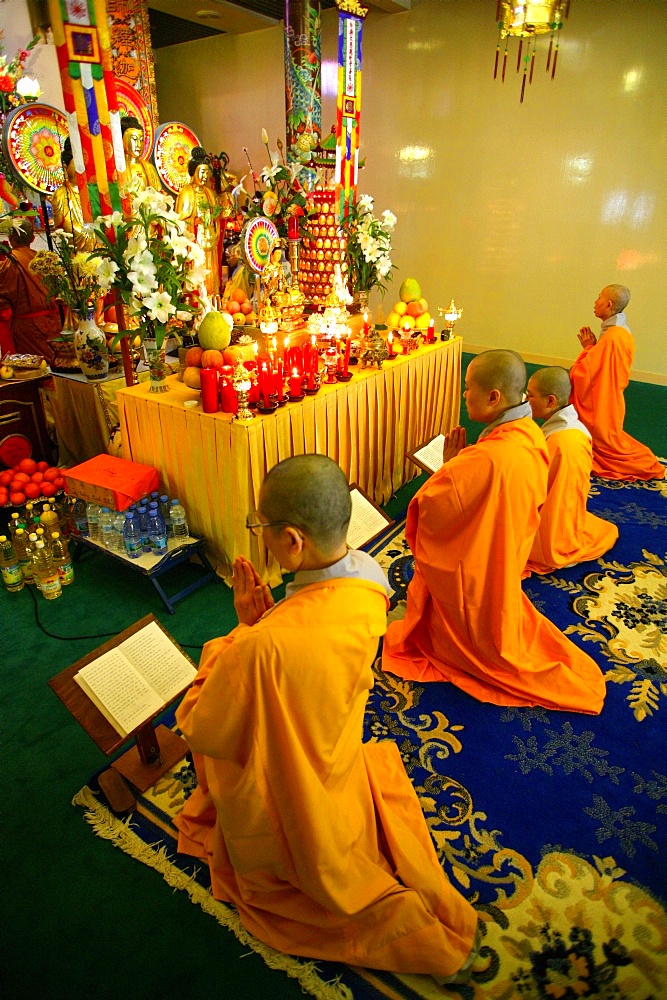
top-left (198, 311), bottom-right (233, 352)
top-left (399, 277), bottom-right (422, 303)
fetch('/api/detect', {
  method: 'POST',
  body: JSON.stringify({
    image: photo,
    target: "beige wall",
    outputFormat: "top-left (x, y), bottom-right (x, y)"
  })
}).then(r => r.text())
top-left (155, 0), bottom-right (666, 382)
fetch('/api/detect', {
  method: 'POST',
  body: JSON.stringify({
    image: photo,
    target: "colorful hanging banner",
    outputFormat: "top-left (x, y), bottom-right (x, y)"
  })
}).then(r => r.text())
top-left (284, 0), bottom-right (322, 166)
top-left (334, 0), bottom-right (367, 224)
top-left (47, 0), bottom-right (124, 220)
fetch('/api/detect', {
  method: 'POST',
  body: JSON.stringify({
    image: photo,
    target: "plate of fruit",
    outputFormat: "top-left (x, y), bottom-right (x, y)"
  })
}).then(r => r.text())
top-left (0, 458), bottom-right (68, 509)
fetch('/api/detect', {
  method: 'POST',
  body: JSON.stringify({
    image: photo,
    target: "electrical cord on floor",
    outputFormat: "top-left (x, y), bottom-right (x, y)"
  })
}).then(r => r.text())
top-left (24, 582), bottom-right (203, 651)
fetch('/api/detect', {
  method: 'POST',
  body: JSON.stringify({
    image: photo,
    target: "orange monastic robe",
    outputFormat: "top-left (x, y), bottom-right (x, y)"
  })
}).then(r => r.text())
top-left (382, 413), bottom-right (606, 713)
top-left (570, 320), bottom-right (664, 481)
top-left (175, 573), bottom-right (477, 978)
top-left (525, 404), bottom-right (619, 575)
top-left (0, 247), bottom-right (61, 361)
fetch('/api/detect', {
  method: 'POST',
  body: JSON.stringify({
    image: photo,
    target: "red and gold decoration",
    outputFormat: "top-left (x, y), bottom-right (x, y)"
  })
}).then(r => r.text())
top-left (494, 0), bottom-right (571, 103)
top-left (2, 103), bottom-right (67, 194)
top-left (298, 186), bottom-right (347, 309)
top-left (334, 0), bottom-right (367, 223)
top-left (47, 0), bottom-right (124, 220)
top-left (106, 0), bottom-right (159, 125)
top-left (153, 121), bottom-right (201, 195)
top-left (284, 0), bottom-right (321, 167)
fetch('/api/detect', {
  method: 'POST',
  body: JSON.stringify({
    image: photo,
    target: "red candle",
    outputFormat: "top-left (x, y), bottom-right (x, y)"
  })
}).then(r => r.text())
top-left (311, 336), bottom-right (318, 373)
top-left (288, 215), bottom-right (299, 239)
top-left (336, 343), bottom-right (343, 371)
top-left (276, 359), bottom-right (284, 401)
top-left (292, 345), bottom-right (303, 373)
top-left (219, 367), bottom-right (237, 413)
top-left (427, 318), bottom-right (435, 342)
top-left (387, 332), bottom-right (394, 357)
top-left (363, 311), bottom-right (369, 337)
top-left (343, 333), bottom-right (351, 374)
top-left (289, 368), bottom-right (302, 397)
top-left (307, 369), bottom-right (315, 390)
top-left (200, 367), bottom-right (219, 413)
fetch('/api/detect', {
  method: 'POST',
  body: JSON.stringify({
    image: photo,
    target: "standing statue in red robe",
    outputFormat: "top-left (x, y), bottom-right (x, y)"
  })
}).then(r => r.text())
top-left (570, 285), bottom-right (664, 481)
top-left (382, 350), bottom-right (606, 714)
top-left (175, 455), bottom-right (480, 985)
top-left (525, 366), bottom-right (618, 575)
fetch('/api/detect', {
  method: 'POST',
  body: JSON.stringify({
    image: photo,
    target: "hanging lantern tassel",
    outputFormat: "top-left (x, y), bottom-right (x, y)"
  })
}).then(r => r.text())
top-left (494, 24), bottom-right (502, 78)
top-left (546, 30), bottom-right (554, 73)
top-left (502, 36), bottom-right (509, 83)
top-left (529, 35), bottom-right (537, 85)
top-left (520, 48), bottom-right (529, 102)
top-left (516, 36), bottom-right (523, 73)
top-left (551, 30), bottom-right (561, 79)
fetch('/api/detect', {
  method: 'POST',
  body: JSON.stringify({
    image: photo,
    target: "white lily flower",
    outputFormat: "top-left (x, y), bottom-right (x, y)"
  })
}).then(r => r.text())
top-left (95, 258), bottom-right (120, 289)
top-left (143, 290), bottom-right (176, 324)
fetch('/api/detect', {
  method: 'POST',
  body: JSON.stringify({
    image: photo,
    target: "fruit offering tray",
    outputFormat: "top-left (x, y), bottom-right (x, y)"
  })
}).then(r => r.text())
top-left (0, 458), bottom-right (69, 513)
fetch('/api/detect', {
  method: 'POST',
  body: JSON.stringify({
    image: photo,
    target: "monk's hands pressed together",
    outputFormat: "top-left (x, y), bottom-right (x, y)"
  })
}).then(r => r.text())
top-left (578, 326), bottom-right (597, 348)
top-left (233, 555), bottom-right (275, 626)
top-left (443, 426), bottom-right (466, 465)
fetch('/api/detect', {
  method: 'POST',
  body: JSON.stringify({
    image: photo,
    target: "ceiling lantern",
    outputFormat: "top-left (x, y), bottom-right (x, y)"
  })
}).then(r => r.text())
top-left (494, 1), bottom-right (570, 103)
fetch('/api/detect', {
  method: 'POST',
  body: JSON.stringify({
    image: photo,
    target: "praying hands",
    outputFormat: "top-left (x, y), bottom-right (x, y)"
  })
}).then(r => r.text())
top-left (232, 555), bottom-right (275, 625)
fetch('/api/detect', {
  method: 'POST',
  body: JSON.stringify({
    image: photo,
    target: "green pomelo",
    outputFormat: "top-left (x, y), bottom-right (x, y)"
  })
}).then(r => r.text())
top-left (399, 277), bottom-right (422, 303)
top-left (198, 311), bottom-right (233, 351)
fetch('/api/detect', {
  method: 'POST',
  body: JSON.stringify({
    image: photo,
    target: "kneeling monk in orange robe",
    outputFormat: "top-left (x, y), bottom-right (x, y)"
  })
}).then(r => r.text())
top-left (570, 284), bottom-right (664, 481)
top-left (382, 350), bottom-right (606, 714)
top-left (175, 455), bottom-right (479, 983)
top-left (525, 366), bottom-right (618, 576)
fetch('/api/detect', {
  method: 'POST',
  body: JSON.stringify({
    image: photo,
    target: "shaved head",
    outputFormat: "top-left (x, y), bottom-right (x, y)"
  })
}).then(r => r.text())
top-left (529, 367), bottom-right (572, 408)
top-left (260, 455), bottom-right (351, 554)
top-left (469, 350), bottom-right (526, 404)
top-left (603, 284), bottom-right (630, 313)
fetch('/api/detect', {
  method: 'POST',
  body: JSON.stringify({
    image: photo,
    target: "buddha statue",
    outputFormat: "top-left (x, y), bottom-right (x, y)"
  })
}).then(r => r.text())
top-left (49, 138), bottom-right (97, 253)
top-left (175, 147), bottom-right (221, 297)
top-left (117, 115), bottom-right (163, 207)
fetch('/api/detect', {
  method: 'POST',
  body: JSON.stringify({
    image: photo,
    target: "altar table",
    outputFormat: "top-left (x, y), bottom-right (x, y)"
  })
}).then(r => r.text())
top-left (117, 336), bottom-right (462, 586)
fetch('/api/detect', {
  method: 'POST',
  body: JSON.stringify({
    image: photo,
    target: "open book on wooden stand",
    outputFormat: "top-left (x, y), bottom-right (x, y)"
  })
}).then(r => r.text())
top-left (407, 434), bottom-right (445, 476)
top-left (48, 614), bottom-right (197, 792)
top-left (346, 484), bottom-right (393, 550)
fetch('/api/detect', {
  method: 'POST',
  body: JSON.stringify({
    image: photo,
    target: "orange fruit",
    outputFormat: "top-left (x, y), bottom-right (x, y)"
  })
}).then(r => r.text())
top-left (406, 301), bottom-right (425, 318)
top-left (227, 300), bottom-right (241, 314)
top-left (18, 457), bottom-right (37, 475)
top-left (393, 301), bottom-right (408, 316)
top-left (24, 482), bottom-right (41, 499)
top-left (240, 301), bottom-right (253, 314)
top-left (41, 482), bottom-right (56, 496)
top-left (185, 346), bottom-right (204, 367)
top-left (231, 288), bottom-right (247, 304)
top-left (10, 491), bottom-right (26, 505)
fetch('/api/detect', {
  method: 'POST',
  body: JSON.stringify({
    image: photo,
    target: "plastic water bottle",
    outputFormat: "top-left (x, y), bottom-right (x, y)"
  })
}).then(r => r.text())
top-left (170, 498), bottom-right (189, 538)
top-left (148, 506), bottom-right (168, 556)
top-left (159, 495), bottom-right (172, 536)
top-left (13, 528), bottom-right (34, 584)
top-left (73, 498), bottom-right (89, 537)
top-left (99, 507), bottom-right (115, 550)
top-left (113, 511), bottom-right (126, 551)
top-left (31, 540), bottom-right (62, 600)
top-left (87, 502), bottom-right (101, 541)
top-left (122, 511), bottom-right (142, 559)
top-left (24, 502), bottom-right (38, 535)
top-left (0, 534), bottom-right (24, 592)
top-left (150, 491), bottom-right (160, 504)
top-left (137, 505), bottom-right (151, 552)
top-left (50, 531), bottom-right (75, 586)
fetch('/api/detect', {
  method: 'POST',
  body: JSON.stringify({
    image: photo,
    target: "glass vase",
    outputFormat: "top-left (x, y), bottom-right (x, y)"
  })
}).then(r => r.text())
top-left (349, 289), bottom-right (369, 316)
top-left (73, 308), bottom-right (109, 381)
top-left (143, 339), bottom-right (169, 393)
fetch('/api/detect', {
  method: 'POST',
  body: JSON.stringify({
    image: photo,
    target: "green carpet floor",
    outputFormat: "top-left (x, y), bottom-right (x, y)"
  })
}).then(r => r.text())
top-left (1, 353), bottom-right (664, 999)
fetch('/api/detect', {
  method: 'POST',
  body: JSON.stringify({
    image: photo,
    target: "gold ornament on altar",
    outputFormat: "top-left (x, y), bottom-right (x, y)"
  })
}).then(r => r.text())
top-left (360, 328), bottom-right (388, 370)
top-left (438, 299), bottom-right (463, 341)
top-left (494, 1), bottom-right (570, 103)
top-left (232, 360), bottom-right (256, 421)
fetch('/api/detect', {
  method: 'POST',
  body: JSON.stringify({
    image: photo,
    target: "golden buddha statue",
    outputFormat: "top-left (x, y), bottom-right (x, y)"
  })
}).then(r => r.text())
top-left (175, 147), bottom-right (221, 297)
top-left (49, 138), bottom-right (97, 253)
top-left (117, 116), bottom-right (163, 206)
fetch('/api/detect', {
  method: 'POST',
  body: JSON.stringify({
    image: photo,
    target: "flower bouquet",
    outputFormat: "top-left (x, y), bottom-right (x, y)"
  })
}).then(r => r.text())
top-left (344, 194), bottom-right (396, 298)
top-left (235, 130), bottom-right (311, 240)
top-left (91, 187), bottom-right (208, 350)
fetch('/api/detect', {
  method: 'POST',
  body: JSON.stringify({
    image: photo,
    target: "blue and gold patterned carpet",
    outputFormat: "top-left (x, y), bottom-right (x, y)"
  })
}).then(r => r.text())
top-left (75, 472), bottom-right (667, 1000)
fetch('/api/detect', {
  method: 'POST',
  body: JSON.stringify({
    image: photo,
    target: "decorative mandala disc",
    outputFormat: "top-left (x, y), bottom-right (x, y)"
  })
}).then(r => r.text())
top-left (242, 217), bottom-right (279, 274)
top-left (115, 81), bottom-right (154, 161)
top-left (2, 104), bottom-right (68, 194)
top-left (153, 121), bottom-right (201, 194)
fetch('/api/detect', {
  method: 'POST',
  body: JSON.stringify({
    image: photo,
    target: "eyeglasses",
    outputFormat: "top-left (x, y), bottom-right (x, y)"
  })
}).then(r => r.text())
top-left (245, 511), bottom-right (304, 538)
